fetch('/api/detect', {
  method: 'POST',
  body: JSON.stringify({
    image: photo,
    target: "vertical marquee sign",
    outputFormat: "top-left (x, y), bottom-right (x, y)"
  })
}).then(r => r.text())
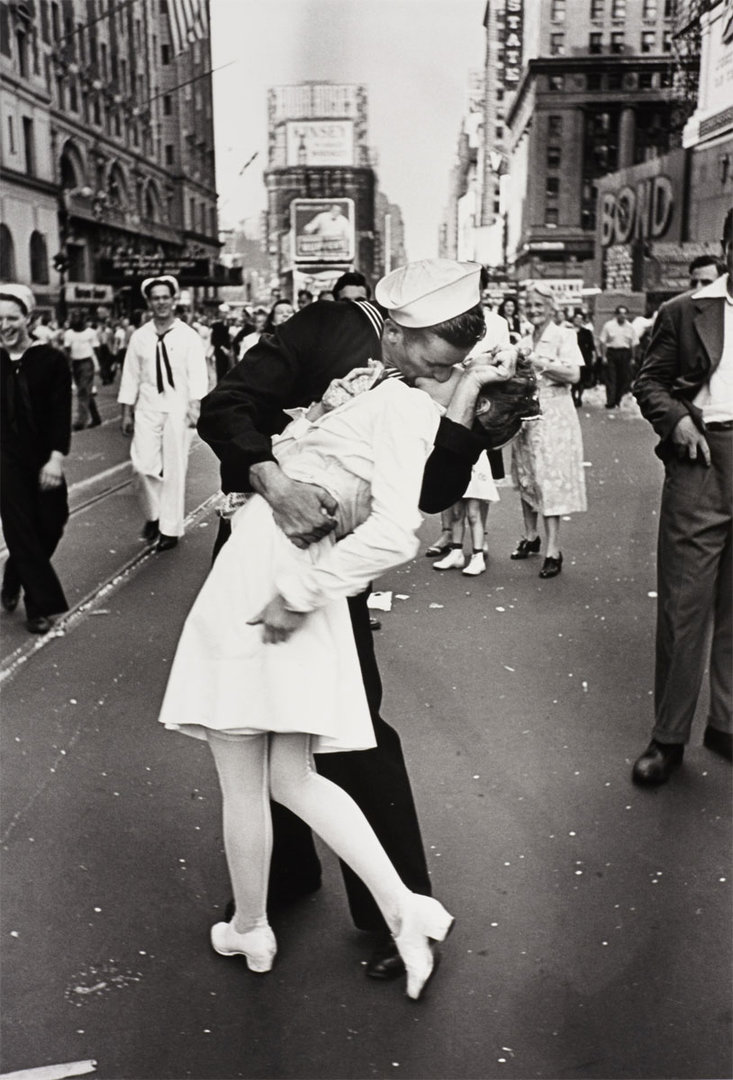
top-left (503, 0), bottom-right (524, 88)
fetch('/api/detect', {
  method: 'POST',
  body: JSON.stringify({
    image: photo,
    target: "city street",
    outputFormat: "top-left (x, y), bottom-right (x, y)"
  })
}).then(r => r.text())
top-left (1, 385), bottom-right (730, 1080)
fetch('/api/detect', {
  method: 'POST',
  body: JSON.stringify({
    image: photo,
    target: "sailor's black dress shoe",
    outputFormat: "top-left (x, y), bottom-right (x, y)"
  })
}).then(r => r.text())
top-left (365, 933), bottom-right (405, 980)
top-left (156, 534), bottom-right (179, 552)
top-left (632, 739), bottom-right (684, 785)
top-left (1, 587), bottom-right (20, 613)
top-left (703, 725), bottom-right (732, 762)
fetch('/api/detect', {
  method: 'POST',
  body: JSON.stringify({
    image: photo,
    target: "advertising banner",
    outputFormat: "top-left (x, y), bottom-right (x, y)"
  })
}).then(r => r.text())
top-left (286, 120), bottom-right (355, 167)
top-left (292, 198), bottom-right (355, 263)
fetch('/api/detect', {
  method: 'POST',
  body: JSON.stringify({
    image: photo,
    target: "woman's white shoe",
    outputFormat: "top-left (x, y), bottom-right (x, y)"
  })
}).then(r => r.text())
top-left (393, 894), bottom-right (455, 1000)
top-left (210, 920), bottom-right (277, 973)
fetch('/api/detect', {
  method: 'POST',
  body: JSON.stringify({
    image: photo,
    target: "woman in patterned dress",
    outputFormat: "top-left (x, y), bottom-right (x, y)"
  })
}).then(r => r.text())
top-left (510, 284), bottom-right (587, 578)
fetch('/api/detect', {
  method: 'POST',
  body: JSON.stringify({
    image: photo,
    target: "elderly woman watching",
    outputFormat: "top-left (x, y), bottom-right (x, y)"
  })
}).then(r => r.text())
top-left (509, 283), bottom-right (587, 578)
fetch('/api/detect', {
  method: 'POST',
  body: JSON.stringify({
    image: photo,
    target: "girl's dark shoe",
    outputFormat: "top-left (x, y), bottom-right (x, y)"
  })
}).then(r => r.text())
top-left (510, 536), bottom-right (541, 560)
top-left (539, 553), bottom-right (563, 578)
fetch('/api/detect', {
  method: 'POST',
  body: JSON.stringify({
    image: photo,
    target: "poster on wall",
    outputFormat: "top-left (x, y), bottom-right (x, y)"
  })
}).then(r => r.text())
top-left (292, 198), bottom-right (355, 263)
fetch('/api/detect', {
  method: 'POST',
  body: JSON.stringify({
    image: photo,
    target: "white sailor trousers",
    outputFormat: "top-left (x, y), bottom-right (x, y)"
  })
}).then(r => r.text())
top-left (131, 406), bottom-right (192, 537)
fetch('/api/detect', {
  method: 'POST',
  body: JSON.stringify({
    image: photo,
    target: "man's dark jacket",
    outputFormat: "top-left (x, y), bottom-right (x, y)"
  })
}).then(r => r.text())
top-left (633, 284), bottom-right (727, 462)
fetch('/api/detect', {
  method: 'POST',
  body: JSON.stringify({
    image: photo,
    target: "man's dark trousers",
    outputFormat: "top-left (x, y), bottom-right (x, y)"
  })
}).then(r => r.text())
top-left (653, 426), bottom-right (732, 744)
top-left (212, 517), bottom-right (432, 933)
top-left (605, 347), bottom-right (633, 407)
top-left (0, 460), bottom-right (69, 618)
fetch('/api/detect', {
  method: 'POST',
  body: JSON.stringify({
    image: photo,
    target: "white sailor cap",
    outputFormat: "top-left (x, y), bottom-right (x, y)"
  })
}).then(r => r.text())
top-left (375, 259), bottom-right (482, 329)
top-left (0, 283), bottom-right (35, 316)
top-left (141, 275), bottom-right (180, 300)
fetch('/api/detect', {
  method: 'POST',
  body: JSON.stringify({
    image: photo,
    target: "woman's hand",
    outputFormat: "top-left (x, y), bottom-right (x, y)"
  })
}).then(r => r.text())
top-left (247, 594), bottom-right (307, 643)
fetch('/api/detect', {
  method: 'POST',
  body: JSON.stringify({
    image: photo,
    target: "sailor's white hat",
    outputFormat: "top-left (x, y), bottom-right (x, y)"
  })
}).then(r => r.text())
top-left (141, 275), bottom-right (180, 300)
top-left (375, 259), bottom-right (482, 329)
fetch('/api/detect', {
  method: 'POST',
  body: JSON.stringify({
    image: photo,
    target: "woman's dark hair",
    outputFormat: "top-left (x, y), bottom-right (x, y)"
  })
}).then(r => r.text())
top-left (497, 297), bottom-right (522, 333)
top-left (402, 302), bottom-right (486, 351)
top-left (473, 354), bottom-right (541, 448)
top-left (263, 299), bottom-right (293, 334)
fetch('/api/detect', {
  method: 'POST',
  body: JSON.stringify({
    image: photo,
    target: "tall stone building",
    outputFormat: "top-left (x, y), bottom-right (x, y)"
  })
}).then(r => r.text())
top-left (502, 0), bottom-right (689, 287)
top-left (264, 82), bottom-right (376, 297)
top-left (0, 0), bottom-right (223, 315)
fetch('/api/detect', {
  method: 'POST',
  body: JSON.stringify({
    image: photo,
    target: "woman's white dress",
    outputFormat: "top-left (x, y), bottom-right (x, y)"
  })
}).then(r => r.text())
top-left (510, 324), bottom-right (587, 517)
top-left (158, 379), bottom-right (441, 752)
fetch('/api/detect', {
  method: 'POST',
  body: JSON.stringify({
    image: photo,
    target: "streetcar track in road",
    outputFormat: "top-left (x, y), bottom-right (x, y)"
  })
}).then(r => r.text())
top-left (0, 491), bottom-right (221, 686)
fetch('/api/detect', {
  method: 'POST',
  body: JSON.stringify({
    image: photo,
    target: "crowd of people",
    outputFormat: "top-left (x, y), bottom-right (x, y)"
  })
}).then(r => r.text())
top-left (0, 224), bottom-right (730, 1003)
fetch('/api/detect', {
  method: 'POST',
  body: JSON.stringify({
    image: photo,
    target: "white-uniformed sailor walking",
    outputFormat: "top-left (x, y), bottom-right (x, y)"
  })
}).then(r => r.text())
top-left (118, 276), bottom-right (209, 550)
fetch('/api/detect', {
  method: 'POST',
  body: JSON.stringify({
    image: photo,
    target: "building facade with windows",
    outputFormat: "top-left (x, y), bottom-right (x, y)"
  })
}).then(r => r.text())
top-left (0, 0), bottom-right (222, 315)
top-left (502, 0), bottom-right (690, 287)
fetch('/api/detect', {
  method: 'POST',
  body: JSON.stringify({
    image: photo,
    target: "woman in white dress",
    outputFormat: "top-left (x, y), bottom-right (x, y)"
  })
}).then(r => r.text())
top-left (159, 296), bottom-right (538, 999)
top-left (510, 283), bottom-right (587, 578)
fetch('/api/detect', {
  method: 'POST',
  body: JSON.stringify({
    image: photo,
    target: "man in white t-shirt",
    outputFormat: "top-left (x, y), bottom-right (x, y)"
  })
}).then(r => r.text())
top-left (599, 305), bottom-right (638, 409)
top-left (63, 314), bottom-right (101, 430)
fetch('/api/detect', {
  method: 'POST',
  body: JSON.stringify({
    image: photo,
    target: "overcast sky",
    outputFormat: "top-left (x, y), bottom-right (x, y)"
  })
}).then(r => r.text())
top-left (210, 0), bottom-right (486, 260)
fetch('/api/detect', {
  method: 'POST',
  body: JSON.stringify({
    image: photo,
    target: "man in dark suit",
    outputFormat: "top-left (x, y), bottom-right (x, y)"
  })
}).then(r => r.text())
top-left (199, 260), bottom-right (500, 977)
top-left (631, 209), bottom-right (733, 784)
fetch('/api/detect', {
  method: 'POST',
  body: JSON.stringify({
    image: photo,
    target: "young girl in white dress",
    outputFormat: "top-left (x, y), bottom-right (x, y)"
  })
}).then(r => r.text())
top-left (158, 333), bottom-right (539, 999)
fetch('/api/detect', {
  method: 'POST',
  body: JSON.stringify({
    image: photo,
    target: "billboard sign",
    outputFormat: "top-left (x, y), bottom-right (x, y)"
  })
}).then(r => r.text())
top-left (502, 0), bottom-right (523, 87)
top-left (286, 120), bottom-right (355, 167)
top-left (292, 198), bottom-right (355, 263)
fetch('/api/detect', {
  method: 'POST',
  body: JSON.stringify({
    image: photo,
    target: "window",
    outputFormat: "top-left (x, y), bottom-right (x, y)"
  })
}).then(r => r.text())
top-left (0, 5), bottom-right (10, 56)
top-left (590, 0), bottom-right (604, 16)
top-left (643, 0), bottom-right (658, 16)
top-left (51, 2), bottom-right (60, 39)
top-left (93, 96), bottom-right (101, 125)
top-left (545, 207), bottom-right (559, 226)
top-left (548, 115), bottom-right (563, 138)
top-left (189, 197), bottom-right (196, 228)
top-left (664, 0), bottom-right (677, 15)
top-left (589, 32), bottom-right (602, 53)
top-left (547, 146), bottom-right (562, 168)
top-left (551, 0), bottom-right (566, 21)
top-left (69, 76), bottom-right (78, 112)
top-left (611, 31), bottom-right (625, 53)
top-left (612, 0), bottom-right (626, 16)
top-left (22, 117), bottom-right (35, 174)
top-left (662, 30), bottom-right (673, 51)
top-left (550, 32), bottom-right (565, 55)
top-left (546, 176), bottom-right (560, 195)
top-left (639, 71), bottom-right (655, 88)
top-left (161, 43), bottom-right (170, 64)
top-left (495, 124), bottom-right (503, 139)
top-left (641, 30), bottom-right (656, 52)
top-left (29, 231), bottom-right (49, 284)
top-left (165, 144), bottom-right (174, 165)
top-left (607, 70), bottom-right (623, 88)
top-left (101, 42), bottom-right (108, 78)
top-left (549, 74), bottom-right (565, 91)
top-left (16, 31), bottom-right (28, 77)
top-left (7, 116), bottom-right (15, 154)
top-left (0, 224), bottom-right (16, 280)
top-left (587, 72), bottom-right (603, 89)
top-left (40, 1), bottom-right (50, 43)
top-left (163, 94), bottom-right (172, 116)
